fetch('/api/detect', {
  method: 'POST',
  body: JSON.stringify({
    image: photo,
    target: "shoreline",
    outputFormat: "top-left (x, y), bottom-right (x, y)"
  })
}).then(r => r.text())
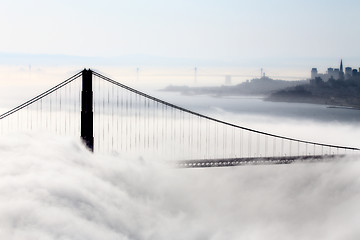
top-left (326, 105), bottom-right (360, 110)
top-left (265, 97), bottom-right (360, 110)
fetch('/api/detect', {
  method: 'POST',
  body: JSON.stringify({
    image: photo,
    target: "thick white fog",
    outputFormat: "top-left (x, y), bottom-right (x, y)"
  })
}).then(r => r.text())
top-left (0, 131), bottom-right (359, 240)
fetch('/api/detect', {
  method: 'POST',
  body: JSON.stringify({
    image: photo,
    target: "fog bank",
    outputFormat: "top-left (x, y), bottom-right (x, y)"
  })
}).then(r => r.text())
top-left (0, 133), bottom-right (359, 240)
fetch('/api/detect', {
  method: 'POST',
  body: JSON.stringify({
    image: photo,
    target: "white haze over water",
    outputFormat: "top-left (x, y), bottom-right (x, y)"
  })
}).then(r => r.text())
top-left (0, 132), bottom-right (360, 240)
top-left (1, 68), bottom-right (360, 239)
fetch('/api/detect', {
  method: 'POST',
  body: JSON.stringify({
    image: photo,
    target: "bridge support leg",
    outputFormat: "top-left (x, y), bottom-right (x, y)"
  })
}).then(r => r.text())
top-left (81, 69), bottom-right (94, 151)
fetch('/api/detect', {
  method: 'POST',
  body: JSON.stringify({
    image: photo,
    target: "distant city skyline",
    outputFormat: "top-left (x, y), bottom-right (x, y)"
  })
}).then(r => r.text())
top-left (311, 59), bottom-right (360, 81)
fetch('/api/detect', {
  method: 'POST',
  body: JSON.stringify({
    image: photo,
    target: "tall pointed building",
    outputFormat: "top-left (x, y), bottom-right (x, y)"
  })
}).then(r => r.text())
top-left (340, 59), bottom-right (343, 72)
top-left (339, 59), bottom-right (344, 80)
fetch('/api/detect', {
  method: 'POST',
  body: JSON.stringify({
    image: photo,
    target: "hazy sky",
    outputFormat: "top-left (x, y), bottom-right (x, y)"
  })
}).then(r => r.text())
top-left (1, 0), bottom-right (360, 65)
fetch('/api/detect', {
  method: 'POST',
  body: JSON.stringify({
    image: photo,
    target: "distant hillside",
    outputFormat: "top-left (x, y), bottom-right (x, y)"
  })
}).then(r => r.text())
top-left (162, 76), bottom-right (307, 96)
top-left (267, 77), bottom-right (360, 108)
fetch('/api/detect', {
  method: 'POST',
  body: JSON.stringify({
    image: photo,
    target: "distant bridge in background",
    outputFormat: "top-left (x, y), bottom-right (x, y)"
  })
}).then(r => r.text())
top-left (0, 69), bottom-right (358, 167)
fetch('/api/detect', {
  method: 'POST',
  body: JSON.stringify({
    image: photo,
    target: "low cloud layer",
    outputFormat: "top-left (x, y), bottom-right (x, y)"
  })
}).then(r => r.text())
top-left (0, 133), bottom-right (359, 240)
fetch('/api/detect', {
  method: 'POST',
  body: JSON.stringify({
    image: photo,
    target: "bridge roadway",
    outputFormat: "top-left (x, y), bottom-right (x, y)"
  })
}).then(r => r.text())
top-left (176, 155), bottom-right (343, 168)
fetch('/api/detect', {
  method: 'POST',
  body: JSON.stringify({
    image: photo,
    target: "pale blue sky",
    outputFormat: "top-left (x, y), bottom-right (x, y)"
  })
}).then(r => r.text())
top-left (1, 0), bottom-right (360, 66)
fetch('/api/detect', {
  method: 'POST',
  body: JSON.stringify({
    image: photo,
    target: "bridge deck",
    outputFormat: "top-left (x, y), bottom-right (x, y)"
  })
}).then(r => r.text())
top-left (176, 155), bottom-right (344, 168)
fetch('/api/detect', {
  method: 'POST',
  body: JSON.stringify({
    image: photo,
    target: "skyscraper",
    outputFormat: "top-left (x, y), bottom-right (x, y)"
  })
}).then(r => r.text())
top-left (340, 59), bottom-right (343, 72)
top-left (345, 67), bottom-right (353, 79)
top-left (311, 68), bottom-right (318, 79)
top-left (339, 59), bottom-right (344, 80)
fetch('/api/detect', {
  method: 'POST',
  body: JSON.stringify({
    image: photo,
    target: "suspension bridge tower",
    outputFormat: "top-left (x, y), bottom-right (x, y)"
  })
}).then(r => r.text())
top-left (81, 69), bottom-right (94, 151)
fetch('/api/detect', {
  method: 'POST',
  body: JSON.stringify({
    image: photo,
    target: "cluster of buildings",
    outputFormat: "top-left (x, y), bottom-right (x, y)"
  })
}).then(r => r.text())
top-left (311, 60), bottom-right (360, 81)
